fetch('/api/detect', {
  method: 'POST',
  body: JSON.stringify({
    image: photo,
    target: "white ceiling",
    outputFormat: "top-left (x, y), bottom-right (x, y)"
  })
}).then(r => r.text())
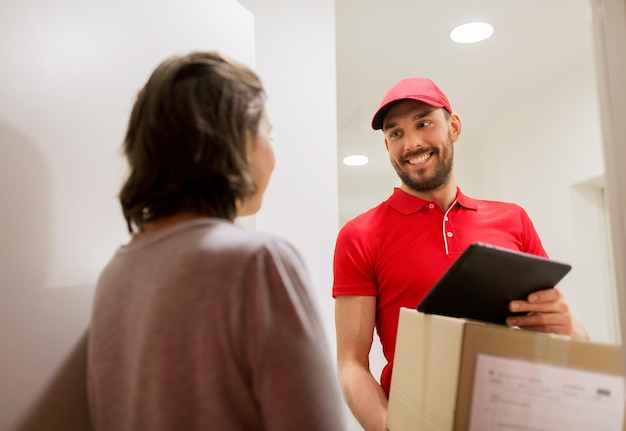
top-left (335, 0), bottom-right (594, 225)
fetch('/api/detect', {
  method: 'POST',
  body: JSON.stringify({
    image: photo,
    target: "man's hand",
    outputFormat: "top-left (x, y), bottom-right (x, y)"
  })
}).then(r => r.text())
top-left (506, 287), bottom-right (589, 339)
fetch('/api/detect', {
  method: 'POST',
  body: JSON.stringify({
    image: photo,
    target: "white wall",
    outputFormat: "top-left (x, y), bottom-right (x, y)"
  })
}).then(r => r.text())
top-left (455, 60), bottom-right (619, 343)
top-left (0, 1), bottom-right (255, 429)
top-left (590, 0), bottom-right (626, 373)
top-left (238, 0), bottom-right (340, 357)
top-left (239, 1), bottom-right (354, 426)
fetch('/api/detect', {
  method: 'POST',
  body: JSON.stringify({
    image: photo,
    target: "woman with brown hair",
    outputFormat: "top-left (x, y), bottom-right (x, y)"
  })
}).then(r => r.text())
top-left (87, 51), bottom-right (348, 431)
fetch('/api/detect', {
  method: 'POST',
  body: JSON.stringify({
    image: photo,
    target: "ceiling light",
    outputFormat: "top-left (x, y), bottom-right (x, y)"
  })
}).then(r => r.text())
top-left (450, 22), bottom-right (494, 44)
top-left (343, 155), bottom-right (369, 166)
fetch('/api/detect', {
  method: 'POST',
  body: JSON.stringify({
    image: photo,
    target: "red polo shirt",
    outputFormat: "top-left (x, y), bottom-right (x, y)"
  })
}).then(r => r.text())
top-left (332, 187), bottom-right (547, 395)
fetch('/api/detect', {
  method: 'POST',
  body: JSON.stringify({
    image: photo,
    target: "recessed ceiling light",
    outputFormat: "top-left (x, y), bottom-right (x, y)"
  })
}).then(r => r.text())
top-left (450, 22), bottom-right (494, 44)
top-left (343, 155), bottom-right (369, 166)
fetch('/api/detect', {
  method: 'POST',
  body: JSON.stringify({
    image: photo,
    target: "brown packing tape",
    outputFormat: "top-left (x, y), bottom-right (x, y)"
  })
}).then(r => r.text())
top-left (421, 313), bottom-right (465, 431)
top-left (417, 314), bottom-right (460, 431)
top-left (532, 332), bottom-right (572, 366)
top-left (418, 312), bottom-right (430, 430)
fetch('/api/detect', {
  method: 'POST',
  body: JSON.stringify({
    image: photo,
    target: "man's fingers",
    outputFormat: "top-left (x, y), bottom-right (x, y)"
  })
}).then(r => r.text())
top-left (506, 312), bottom-right (573, 336)
top-left (510, 300), bottom-right (570, 314)
top-left (527, 287), bottom-right (564, 303)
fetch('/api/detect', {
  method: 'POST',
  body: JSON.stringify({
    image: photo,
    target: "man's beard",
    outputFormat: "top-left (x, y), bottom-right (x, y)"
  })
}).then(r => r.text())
top-left (390, 133), bottom-right (454, 193)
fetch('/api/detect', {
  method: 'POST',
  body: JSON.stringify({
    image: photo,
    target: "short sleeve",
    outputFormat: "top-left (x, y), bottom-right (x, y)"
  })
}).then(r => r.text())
top-left (518, 206), bottom-right (549, 258)
top-left (332, 220), bottom-right (378, 297)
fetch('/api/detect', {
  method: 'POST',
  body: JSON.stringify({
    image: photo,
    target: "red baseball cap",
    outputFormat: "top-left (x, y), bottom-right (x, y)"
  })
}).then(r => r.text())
top-left (371, 78), bottom-right (452, 130)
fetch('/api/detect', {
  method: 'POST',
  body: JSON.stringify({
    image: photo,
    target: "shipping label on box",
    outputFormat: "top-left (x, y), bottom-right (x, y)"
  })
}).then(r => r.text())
top-left (469, 354), bottom-right (625, 431)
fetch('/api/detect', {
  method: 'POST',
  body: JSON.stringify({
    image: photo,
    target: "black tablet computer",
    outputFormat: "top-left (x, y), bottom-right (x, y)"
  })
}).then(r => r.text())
top-left (416, 243), bottom-right (572, 325)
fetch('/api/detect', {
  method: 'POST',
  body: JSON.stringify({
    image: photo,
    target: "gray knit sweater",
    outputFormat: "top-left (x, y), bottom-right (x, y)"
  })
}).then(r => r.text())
top-left (88, 218), bottom-right (348, 430)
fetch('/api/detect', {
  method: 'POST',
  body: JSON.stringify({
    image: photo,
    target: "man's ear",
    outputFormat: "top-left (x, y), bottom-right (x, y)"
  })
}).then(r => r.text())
top-left (449, 113), bottom-right (462, 141)
top-left (384, 137), bottom-right (389, 151)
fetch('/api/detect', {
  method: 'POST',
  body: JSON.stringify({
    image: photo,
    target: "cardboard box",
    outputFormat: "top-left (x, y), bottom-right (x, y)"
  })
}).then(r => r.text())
top-left (387, 308), bottom-right (625, 431)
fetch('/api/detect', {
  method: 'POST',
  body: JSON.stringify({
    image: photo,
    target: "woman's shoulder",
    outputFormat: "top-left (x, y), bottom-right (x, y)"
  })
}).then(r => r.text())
top-left (202, 219), bottom-right (303, 262)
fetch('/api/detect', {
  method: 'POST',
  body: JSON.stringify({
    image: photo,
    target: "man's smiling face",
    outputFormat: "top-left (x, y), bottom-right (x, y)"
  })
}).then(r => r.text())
top-left (383, 100), bottom-right (459, 194)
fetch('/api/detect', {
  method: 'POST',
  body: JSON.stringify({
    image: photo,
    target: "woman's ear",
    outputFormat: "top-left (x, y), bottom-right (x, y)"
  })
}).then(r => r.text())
top-left (244, 132), bottom-right (254, 164)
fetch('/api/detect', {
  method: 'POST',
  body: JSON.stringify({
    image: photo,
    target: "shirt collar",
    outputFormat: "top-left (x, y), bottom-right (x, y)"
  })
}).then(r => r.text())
top-left (386, 187), bottom-right (478, 215)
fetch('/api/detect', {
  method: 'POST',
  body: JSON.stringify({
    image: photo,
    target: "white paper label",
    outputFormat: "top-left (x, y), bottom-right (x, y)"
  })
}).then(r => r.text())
top-left (469, 354), bottom-right (625, 431)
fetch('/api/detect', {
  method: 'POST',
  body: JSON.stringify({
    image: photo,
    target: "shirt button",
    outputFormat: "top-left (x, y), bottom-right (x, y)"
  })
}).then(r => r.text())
top-left (447, 232), bottom-right (453, 237)
top-left (428, 203), bottom-right (435, 209)
top-left (444, 216), bottom-right (449, 221)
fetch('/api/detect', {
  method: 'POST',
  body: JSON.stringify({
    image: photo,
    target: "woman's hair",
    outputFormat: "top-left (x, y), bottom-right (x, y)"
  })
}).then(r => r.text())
top-left (119, 51), bottom-right (266, 233)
